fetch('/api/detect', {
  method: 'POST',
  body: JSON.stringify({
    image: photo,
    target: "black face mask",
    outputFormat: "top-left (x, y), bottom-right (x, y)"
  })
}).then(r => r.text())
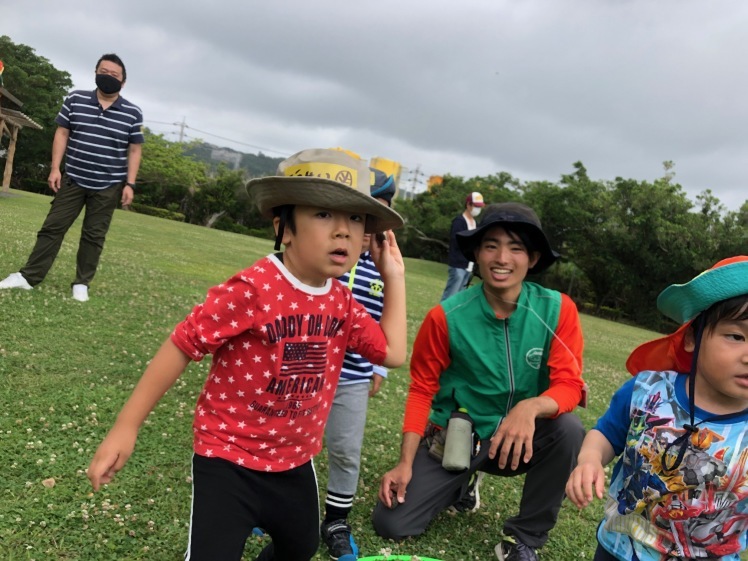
top-left (95, 73), bottom-right (122, 94)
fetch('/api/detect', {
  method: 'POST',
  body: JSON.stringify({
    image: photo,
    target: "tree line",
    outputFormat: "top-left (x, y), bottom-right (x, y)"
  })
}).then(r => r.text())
top-left (398, 162), bottom-right (747, 331)
top-left (2, 35), bottom-right (746, 333)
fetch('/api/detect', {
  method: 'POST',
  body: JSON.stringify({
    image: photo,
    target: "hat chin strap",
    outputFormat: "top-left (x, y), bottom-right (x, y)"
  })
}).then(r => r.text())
top-left (274, 206), bottom-right (290, 251)
top-left (661, 315), bottom-right (747, 471)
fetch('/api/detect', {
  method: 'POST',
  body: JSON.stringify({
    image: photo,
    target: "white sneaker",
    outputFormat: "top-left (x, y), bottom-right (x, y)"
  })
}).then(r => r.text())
top-left (0, 272), bottom-right (33, 290)
top-left (72, 284), bottom-right (89, 302)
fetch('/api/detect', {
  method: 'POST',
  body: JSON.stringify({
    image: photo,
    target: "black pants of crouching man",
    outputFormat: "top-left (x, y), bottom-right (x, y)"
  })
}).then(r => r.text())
top-left (372, 413), bottom-right (585, 549)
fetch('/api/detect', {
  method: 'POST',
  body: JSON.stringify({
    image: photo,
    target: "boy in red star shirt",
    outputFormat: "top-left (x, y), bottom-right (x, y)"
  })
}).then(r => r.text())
top-left (87, 148), bottom-right (406, 561)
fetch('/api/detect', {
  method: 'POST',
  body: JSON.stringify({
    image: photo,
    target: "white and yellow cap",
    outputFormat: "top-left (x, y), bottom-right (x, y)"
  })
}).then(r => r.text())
top-left (247, 148), bottom-right (403, 233)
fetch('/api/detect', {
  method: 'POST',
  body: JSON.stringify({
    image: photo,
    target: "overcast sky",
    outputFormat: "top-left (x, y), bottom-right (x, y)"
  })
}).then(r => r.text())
top-left (5, 0), bottom-right (747, 210)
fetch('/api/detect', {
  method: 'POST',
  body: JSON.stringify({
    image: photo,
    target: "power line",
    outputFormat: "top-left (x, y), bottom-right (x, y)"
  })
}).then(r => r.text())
top-left (144, 118), bottom-right (288, 156)
top-left (144, 118), bottom-right (429, 190)
top-left (147, 120), bottom-right (177, 126)
top-left (186, 124), bottom-right (287, 156)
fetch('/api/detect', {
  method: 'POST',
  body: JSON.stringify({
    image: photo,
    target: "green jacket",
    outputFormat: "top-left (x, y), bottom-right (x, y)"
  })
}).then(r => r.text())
top-left (430, 282), bottom-right (561, 439)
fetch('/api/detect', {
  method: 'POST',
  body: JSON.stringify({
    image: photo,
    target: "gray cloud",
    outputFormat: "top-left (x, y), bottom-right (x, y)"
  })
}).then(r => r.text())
top-left (5, 0), bottom-right (746, 209)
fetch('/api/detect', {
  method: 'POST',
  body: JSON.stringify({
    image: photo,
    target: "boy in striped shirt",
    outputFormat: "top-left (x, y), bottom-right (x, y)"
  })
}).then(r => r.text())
top-left (322, 169), bottom-right (397, 560)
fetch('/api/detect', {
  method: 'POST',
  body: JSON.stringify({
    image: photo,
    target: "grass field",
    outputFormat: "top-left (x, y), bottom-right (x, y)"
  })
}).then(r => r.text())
top-left (0, 189), bottom-right (735, 561)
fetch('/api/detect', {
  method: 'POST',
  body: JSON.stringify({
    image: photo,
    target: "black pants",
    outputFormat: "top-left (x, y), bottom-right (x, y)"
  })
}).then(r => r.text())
top-left (20, 178), bottom-right (122, 287)
top-left (593, 544), bottom-right (619, 560)
top-left (372, 414), bottom-right (585, 549)
top-left (185, 454), bottom-right (320, 561)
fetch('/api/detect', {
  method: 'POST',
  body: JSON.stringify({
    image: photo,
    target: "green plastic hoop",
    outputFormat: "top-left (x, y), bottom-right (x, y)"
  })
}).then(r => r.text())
top-left (358, 557), bottom-right (445, 561)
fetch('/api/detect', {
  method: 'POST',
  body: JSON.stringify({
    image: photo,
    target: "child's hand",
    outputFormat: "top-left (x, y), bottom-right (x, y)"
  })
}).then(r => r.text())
top-left (369, 373), bottom-right (385, 397)
top-left (369, 230), bottom-right (405, 280)
top-left (565, 460), bottom-right (606, 508)
top-left (87, 424), bottom-right (138, 491)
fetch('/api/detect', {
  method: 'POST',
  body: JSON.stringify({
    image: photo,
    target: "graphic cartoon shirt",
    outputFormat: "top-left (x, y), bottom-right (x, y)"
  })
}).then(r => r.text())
top-left (171, 254), bottom-right (387, 472)
top-left (595, 370), bottom-right (748, 560)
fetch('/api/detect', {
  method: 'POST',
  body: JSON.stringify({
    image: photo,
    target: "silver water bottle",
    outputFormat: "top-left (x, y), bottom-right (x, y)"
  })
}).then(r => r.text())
top-left (442, 408), bottom-right (473, 472)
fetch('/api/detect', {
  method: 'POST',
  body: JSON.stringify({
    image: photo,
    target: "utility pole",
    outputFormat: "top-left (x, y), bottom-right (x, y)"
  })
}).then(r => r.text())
top-left (409, 165), bottom-right (424, 198)
top-left (177, 116), bottom-right (186, 143)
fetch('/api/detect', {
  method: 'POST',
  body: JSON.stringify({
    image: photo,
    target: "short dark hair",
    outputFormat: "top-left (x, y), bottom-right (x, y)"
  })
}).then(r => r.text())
top-left (96, 53), bottom-right (127, 81)
top-left (271, 205), bottom-right (296, 235)
top-left (477, 223), bottom-right (539, 256)
top-left (505, 225), bottom-right (538, 256)
top-left (697, 294), bottom-right (748, 335)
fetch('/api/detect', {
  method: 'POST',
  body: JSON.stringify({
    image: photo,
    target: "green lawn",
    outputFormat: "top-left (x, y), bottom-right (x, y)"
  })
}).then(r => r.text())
top-left (0, 189), bottom-right (731, 560)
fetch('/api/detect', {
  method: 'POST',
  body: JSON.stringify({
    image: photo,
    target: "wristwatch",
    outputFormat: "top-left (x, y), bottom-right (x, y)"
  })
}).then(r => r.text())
top-left (125, 182), bottom-right (136, 188)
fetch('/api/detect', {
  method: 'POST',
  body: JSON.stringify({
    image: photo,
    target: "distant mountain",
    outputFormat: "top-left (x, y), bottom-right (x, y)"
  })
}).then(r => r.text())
top-left (183, 142), bottom-right (284, 178)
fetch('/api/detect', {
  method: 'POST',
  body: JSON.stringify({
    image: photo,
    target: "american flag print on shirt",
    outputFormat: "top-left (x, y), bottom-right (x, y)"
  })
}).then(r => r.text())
top-left (282, 342), bottom-right (327, 376)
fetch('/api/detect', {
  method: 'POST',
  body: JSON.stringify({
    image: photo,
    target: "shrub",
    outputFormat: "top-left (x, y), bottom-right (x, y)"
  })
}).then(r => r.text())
top-left (130, 202), bottom-right (185, 222)
top-left (17, 178), bottom-right (49, 195)
top-left (247, 227), bottom-right (275, 241)
top-left (212, 216), bottom-right (251, 235)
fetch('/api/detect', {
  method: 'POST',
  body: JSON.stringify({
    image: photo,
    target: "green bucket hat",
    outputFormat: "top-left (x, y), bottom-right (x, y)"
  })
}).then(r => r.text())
top-left (657, 256), bottom-right (748, 324)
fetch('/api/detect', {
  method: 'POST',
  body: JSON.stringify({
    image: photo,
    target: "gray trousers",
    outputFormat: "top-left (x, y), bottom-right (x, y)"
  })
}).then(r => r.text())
top-left (324, 383), bottom-right (370, 503)
top-left (372, 413), bottom-right (584, 549)
top-left (20, 179), bottom-right (122, 287)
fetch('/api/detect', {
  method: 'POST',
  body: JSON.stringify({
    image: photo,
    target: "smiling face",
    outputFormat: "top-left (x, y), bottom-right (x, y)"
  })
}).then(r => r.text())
top-left (277, 205), bottom-right (365, 287)
top-left (474, 226), bottom-right (539, 305)
top-left (686, 312), bottom-right (748, 414)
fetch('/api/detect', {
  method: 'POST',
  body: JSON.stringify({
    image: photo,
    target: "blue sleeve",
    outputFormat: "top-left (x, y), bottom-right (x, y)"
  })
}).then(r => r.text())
top-left (55, 94), bottom-right (72, 128)
top-left (129, 107), bottom-right (145, 144)
top-left (593, 376), bottom-right (636, 456)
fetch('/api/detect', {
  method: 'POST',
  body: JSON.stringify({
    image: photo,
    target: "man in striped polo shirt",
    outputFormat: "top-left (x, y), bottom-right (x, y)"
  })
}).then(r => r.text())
top-left (0, 53), bottom-right (144, 302)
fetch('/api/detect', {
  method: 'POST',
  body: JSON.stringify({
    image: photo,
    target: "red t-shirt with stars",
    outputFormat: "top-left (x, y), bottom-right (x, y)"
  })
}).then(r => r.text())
top-left (171, 254), bottom-right (387, 472)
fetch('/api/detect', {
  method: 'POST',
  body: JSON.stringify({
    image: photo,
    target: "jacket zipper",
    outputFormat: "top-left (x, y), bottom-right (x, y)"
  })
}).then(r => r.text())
top-left (492, 318), bottom-right (515, 437)
top-left (504, 319), bottom-right (515, 418)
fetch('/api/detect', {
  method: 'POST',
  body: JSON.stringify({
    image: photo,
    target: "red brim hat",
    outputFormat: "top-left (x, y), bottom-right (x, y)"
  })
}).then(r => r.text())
top-left (625, 321), bottom-right (693, 375)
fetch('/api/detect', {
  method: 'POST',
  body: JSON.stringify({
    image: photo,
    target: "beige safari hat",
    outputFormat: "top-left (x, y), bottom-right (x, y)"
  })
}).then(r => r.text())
top-left (247, 148), bottom-right (403, 233)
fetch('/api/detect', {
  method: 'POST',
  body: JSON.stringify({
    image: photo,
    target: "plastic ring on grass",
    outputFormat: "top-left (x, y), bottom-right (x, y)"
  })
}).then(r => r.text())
top-left (358, 557), bottom-right (445, 561)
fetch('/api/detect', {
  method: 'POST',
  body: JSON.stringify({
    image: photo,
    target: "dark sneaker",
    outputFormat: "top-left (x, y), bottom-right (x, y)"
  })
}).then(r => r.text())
top-left (448, 471), bottom-right (484, 513)
top-left (321, 519), bottom-right (358, 560)
top-left (495, 535), bottom-right (538, 561)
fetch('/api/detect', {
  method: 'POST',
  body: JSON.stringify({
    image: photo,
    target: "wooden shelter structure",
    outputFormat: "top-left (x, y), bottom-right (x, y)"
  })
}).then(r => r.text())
top-left (0, 86), bottom-right (43, 194)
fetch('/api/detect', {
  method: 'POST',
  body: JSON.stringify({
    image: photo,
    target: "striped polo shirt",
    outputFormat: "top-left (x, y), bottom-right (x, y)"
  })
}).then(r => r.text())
top-left (55, 90), bottom-right (145, 190)
top-left (337, 251), bottom-right (388, 385)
